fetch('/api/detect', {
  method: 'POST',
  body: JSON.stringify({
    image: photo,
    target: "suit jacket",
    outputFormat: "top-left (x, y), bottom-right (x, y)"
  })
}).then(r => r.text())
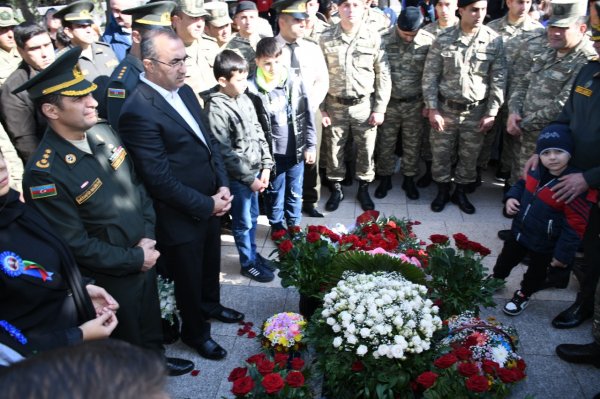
top-left (118, 82), bottom-right (229, 246)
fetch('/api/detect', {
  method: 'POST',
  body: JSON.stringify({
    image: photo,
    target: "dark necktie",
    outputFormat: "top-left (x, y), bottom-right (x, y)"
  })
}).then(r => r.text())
top-left (287, 42), bottom-right (300, 74)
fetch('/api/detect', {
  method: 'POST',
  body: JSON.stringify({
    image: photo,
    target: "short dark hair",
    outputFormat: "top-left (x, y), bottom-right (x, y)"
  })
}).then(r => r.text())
top-left (213, 49), bottom-right (248, 80)
top-left (33, 93), bottom-right (63, 118)
top-left (140, 27), bottom-right (180, 62)
top-left (255, 37), bottom-right (283, 60)
top-left (14, 23), bottom-right (48, 49)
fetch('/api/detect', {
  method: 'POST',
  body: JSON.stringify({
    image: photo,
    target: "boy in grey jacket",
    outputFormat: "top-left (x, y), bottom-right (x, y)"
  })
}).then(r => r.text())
top-left (203, 50), bottom-right (275, 283)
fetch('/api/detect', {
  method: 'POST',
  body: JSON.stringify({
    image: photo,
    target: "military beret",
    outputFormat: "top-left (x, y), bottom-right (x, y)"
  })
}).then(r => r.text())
top-left (123, 1), bottom-right (176, 28)
top-left (235, 1), bottom-right (258, 15)
top-left (271, 0), bottom-right (310, 19)
top-left (53, 1), bottom-right (95, 25)
top-left (12, 47), bottom-right (96, 100)
top-left (457, 0), bottom-right (482, 8)
top-left (397, 6), bottom-right (423, 31)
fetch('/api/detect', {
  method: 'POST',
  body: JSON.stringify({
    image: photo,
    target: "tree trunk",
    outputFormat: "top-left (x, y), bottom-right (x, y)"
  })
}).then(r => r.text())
top-left (11, 0), bottom-right (39, 23)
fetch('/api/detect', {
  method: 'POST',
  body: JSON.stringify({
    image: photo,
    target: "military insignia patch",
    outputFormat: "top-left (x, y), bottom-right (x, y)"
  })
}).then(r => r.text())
top-left (575, 85), bottom-right (592, 97)
top-left (109, 146), bottom-right (127, 170)
top-left (30, 184), bottom-right (57, 199)
top-left (76, 178), bottom-right (102, 205)
top-left (65, 154), bottom-right (77, 164)
top-left (108, 88), bottom-right (126, 99)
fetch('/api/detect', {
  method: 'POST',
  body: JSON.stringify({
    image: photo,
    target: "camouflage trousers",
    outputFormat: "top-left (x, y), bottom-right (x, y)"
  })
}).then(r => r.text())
top-left (477, 105), bottom-right (507, 170)
top-left (375, 99), bottom-right (427, 177)
top-left (510, 128), bottom-right (540, 185)
top-left (324, 99), bottom-right (377, 182)
top-left (431, 103), bottom-right (486, 184)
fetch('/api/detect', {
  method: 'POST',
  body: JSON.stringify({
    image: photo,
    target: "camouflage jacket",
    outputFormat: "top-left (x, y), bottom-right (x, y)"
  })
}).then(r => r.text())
top-left (422, 24), bottom-right (506, 116)
top-left (382, 27), bottom-right (435, 99)
top-left (509, 37), bottom-right (597, 133)
top-left (319, 22), bottom-right (391, 113)
top-left (509, 32), bottom-right (548, 94)
top-left (185, 36), bottom-right (219, 96)
top-left (225, 33), bottom-right (266, 75)
top-left (0, 47), bottom-right (20, 87)
top-left (305, 17), bottom-right (330, 44)
top-left (202, 87), bottom-right (273, 186)
top-left (486, 15), bottom-right (544, 93)
top-left (422, 19), bottom-right (459, 38)
top-left (363, 7), bottom-right (390, 35)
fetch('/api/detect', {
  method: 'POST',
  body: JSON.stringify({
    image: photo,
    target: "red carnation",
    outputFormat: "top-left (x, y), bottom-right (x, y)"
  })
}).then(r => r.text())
top-left (306, 231), bottom-right (321, 243)
top-left (351, 360), bottom-right (364, 372)
top-left (433, 353), bottom-right (458, 369)
top-left (416, 371), bottom-right (438, 390)
top-left (308, 225), bottom-right (319, 233)
top-left (513, 368), bottom-right (526, 381)
top-left (246, 353), bottom-right (267, 365)
top-left (288, 226), bottom-right (302, 234)
top-left (290, 357), bottom-right (305, 370)
top-left (232, 376), bottom-right (254, 396)
top-left (274, 353), bottom-right (288, 368)
top-left (516, 358), bottom-right (526, 371)
top-left (278, 239), bottom-right (293, 253)
top-left (497, 367), bottom-right (524, 383)
top-left (465, 375), bottom-right (489, 393)
top-left (457, 362), bottom-right (479, 377)
top-left (481, 359), bottom-right (500, 374)
top-left (285, 371), bottom-right (305, 388)
top-left (356, 210), bottom-right (380, 225)
top-left (271, 229), bottom-right (288, 241)
top-left (228, 367), bottom-right (248, 382)
top-left (262, 373), bottom-right (285, 394)
top-left (257, 360), bottom-right (275, 376)
top-left (453, 346), bottom-right (472, 361)
top-left (429, 234), bottom-right (449, 244)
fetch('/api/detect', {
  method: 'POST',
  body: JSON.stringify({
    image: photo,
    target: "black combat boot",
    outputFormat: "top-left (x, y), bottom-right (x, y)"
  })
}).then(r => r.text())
top-left (465, 167), bottom-right (482, 193)
top-left (416, 161), bottom-right (432, 188)
top-left (341, 162), bottom-right (354, 186)
top-left (430, 182), bottom-right (450, 212)
top-left (325, 181), bottom-right (344, 211)
top-left (401, 175), bottom-right (419, 200)
top-left (374, 176), bottom-right (392, 199)
top-left (356, 180), bottom-right (375, 211)
top-left (451, 184), bottom-right (476, 214)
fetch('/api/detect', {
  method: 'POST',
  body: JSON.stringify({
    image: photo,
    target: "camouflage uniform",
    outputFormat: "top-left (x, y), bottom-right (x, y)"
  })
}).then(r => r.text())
top-left (0, 46), bottom-right (20, 86)
top-left (319, 22), bottom-right (391, 183)
top-left (184, 36), bottom-right (220, 98)
top-left (305, 17), bottom-right (329, 44)
top-left (422, 19), bottom-right (459, 37)
top-left (0, 124), bottom-right (23, 193)
top-left (376, 27), bottom-right (434, 177)
top-left (363, 7), bottom-right (391, 35)
top-left (422, 25), bottom-right (506, 185)
top-left (479, 16), bottom-right (544, 172)
top-left (508, 37), bottom-right (596, 183)
top-left (225, 33), bottom-right (266, 74)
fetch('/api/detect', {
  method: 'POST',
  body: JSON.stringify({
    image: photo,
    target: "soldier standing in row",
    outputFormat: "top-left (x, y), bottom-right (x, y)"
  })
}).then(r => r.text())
top-left (204, 2), bottom-right (233, 49)
top-left (320, 0), bottom-right (391, 212)
top-left (375, 7), bottom-right (434, 200)
top-left (226, 1), bottom-right (268, 74)
top-left (0, 5), bottom-right (19, 86)
top-left (423, 0), bottom-right (505, 214)
top-left (423, 0), bottom-right (459, 37)
top-left (305, 0), bottom-right (329, 43)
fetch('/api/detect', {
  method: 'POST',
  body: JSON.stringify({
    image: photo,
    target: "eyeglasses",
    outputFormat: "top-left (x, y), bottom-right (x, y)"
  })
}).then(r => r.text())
top-left (148, 55), bottom-right (190, 68)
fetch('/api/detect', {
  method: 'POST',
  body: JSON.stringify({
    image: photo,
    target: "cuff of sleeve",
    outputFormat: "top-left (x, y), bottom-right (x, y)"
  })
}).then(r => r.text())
top-left (372, 106), bottom-right (387, 114)
top-left (486, 109), bottom-right (499, 117)
top-left (425, 100), bottom-right (437, 109)
top-left (67, 327), bottom-right (84, 346)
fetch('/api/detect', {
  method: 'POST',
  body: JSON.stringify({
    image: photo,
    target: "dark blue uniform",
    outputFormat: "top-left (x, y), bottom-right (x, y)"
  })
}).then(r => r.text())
top-left (102, 54), bottom-right (144, 129)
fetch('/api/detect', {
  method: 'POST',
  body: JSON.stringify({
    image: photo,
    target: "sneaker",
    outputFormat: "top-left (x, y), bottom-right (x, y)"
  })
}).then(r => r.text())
top-left (503, 290), bottom-right (529, 316)
top-left (241, 264), bottom-right (274, 283)
top-left (256, 253), bottom-right (278, 272)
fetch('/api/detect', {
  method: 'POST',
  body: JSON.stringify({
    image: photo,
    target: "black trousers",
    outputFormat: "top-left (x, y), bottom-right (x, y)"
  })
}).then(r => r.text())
top-left (493, 236), bottom-right (553, 297)
top-left (303, 111), bottom-right (322, 208)
top-left (163, 216), bottom-right (222, 344)
top-left (574, 204), bottom-right (600, 307)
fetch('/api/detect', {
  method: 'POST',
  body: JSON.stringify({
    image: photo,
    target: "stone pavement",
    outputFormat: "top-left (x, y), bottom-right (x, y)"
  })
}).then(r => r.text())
top-left (166, 169), bottom-right (600, 399)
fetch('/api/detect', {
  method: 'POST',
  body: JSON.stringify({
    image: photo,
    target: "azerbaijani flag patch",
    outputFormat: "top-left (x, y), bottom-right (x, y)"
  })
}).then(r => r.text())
top-left (30, 184), bottom-right (57, 199)
top-left (108, 88), bottom-right (126, 99)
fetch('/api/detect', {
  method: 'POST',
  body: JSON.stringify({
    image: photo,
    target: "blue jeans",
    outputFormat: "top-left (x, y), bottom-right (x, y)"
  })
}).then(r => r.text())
top-left (266, 155), bottom-right (304, 228)
top-left (229, 179), bottom-right (258, 268)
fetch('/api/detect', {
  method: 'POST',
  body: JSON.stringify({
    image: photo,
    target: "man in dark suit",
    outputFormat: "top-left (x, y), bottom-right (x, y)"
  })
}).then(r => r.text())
top-left (118, 28), bottom-right (242, 360)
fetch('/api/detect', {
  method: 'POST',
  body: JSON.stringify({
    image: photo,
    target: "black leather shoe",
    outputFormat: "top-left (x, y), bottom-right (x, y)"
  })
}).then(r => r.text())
top-left (325, 182), bottom-right (344, 211)
top-left (556, 342), bottom-right (600, 367)
top-left (209, 307), bottom-right (244, 323)
top-left (401, 176), bottom-right (419, 200)
top-left (195, 338), bottom-right (227, 360)
top-left (356, 180), bottom-right (375, 211)
top-left (431, 182), bottom-right (450, 212)
top-left (302, 206), bottom-right (325, 217)
top-left (166, 357), bottom-right (194, 376)
top-left (451, 184), bottom-right (475, 214)
top-left (497, 229), bottom-right (512, 241)
top-left (552, 301), bottom-right (593, 329)
top-left (374, 176), bottom-right (392, 199)
top-left (416, 162), bottom-right (432, 188)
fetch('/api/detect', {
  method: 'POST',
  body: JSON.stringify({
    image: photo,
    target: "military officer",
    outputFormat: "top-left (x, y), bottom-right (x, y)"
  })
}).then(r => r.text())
top-left (171, 0), bottom-right (219, 99)
top-left (225, 1), bottom-right (268, 74)
top-left (422, 0), bottom-right (506, 214)
top-left (375, 7), bottom-right (434, 200)
top-left (507, 0), bottom-right (594, 193)
top-left (320, 0), bottom-right (391, 212)
top-left (16, 47), bottom-right (194, 376)
top-left (54, 1), bottom-right (119, 117)
top-left (0, 5), bottom-right (20, 86)
top-left (475, 0), bottom-right (544, 192)
top-left (103, 1), bottom-right (176, 129)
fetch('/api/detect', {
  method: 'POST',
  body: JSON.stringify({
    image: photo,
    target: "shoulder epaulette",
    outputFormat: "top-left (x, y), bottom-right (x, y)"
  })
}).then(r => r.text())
top-left (94, 41), bottom-right (111, 48)
top-left (30, 148), bottom-right (55, 173)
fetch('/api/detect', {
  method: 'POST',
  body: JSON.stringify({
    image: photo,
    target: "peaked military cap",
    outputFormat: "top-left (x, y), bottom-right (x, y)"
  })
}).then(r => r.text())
top-left (547, 0), bottom-right (586, 28)
top-left (123, 1), bottom-right (176, 28)
top-left (271, 0), bottom-right (309, 19)
top-left (0, 6), bottom-right (18, 27)
top-left (54, 1), bottom-right (95, 25)
top-left (205, 1), bottom-right (232, 27)
top-left (176, 0), bottom-right (210, 18)
top-left (12, 47), bottom-right (96, 99)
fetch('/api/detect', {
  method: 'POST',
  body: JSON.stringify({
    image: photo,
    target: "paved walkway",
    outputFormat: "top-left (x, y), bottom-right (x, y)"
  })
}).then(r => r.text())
top-left (166, 170), bottom-right (600, 399)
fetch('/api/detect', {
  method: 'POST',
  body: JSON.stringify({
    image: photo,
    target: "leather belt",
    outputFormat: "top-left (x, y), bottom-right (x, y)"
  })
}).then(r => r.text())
top-left (438, 94), bottom-right (486, 112)
top-left (389, 94), bottom-right (423, 103)
top-left (329, 94), bottom-right (366, 106)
